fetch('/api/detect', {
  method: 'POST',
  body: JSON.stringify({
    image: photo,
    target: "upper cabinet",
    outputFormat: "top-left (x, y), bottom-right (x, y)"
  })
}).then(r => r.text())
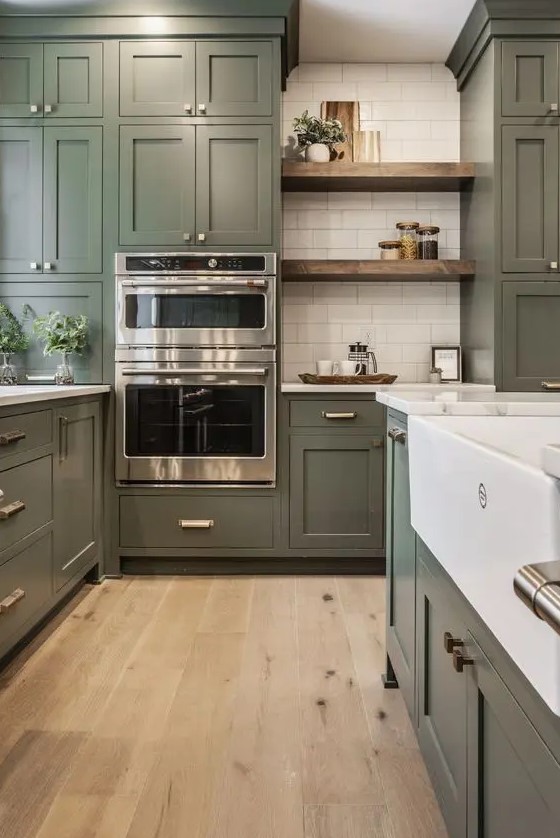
top-left (0, 42), bottom-right (103, 118)
top-left (119, 40), bottom-right (272, 118)
top-left (502, 42), bottom-right (559, 118)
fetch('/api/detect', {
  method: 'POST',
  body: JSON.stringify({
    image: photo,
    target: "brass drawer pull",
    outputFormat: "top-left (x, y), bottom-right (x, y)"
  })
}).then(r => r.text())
top-left (453, 649), bottom-right (474, 673)
top-left (321, 412), bottom-right (357, 420)
top-left (0, 430), bottom-right (26, 446)
top-left (444, 631), bottom-right (463, 654)
top-left (388, 428), bottom-right (407, 444)
top-left (542, 381), bottom-right (560, 391)
top-left (0, 500), bottom-right (26, 520)
top-left (0, 588), bottom-right (25, 613)
top-left (178, 519), bottom-right (215, 529)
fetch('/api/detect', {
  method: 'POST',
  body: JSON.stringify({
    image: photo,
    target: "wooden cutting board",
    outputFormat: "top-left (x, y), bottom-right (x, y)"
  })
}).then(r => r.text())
top-left (320, 101), bottom-right (360, 161)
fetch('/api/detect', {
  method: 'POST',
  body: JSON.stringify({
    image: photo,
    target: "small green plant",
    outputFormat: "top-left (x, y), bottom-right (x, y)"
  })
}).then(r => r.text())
top-left (292, 110), bottom-right (346, 149)
top-left (0, 303), bottom-right (31, 355)
top-left (33, 311), bottom-right (89, 357)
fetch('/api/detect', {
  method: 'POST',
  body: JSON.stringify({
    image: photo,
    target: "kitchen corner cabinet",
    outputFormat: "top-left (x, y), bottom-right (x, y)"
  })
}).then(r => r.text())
top-left (502, 42), bottom-right (559, 118)
top-left (385, 412), bottom-right (417, 721)
top-left (0, 126), bottom-right (102, 274)
top-left (0, 42), bottom-right (103, 119)
top-left (502, 281), bottom-right (560, 391)
top-left (53, 401), bottom-right (101, 592)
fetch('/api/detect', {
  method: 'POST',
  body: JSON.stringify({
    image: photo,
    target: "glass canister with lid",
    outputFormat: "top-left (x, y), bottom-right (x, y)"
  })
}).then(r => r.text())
top-left (378, 240), bottom-right (401, 260)
top-left (396, 221), bottom-right (420, 260)
top-left (417, 225), bottom-right (440, 260)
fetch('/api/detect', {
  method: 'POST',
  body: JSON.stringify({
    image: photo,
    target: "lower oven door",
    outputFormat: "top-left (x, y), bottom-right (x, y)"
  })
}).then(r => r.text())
top-left (116, 361), bottom-right (276, 484)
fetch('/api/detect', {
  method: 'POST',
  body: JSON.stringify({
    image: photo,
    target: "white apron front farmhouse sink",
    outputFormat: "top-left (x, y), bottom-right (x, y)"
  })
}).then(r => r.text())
top-left (408, 415), bottom-right (560, 716)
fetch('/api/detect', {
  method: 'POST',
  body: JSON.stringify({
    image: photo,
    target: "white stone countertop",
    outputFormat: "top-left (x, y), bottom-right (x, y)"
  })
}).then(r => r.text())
top-left (281, 382), bottom-right (496, 394)
top-left (377, 390), bottom-right (560, 416)
top-left (0, 385), bottom-right (111, 408)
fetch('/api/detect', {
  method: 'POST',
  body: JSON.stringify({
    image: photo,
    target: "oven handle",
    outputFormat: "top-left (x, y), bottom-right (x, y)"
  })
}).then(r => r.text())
top-left (120, 368), bottom-right (269, 377)
top-left (121, 279), bottom-right (268, 289)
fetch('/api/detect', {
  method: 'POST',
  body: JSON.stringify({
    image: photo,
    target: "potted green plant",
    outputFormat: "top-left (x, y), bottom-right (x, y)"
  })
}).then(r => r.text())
top-left (0, 303), bottom-right (31, 385)
top-left (292, 110), bottom-right (347, 162)
top-left (33, 311), bottom-right (89, 385)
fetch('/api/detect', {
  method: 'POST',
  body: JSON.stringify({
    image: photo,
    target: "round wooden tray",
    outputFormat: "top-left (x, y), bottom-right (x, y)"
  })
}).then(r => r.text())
top-left (298, 373), bottom-right (398, 385)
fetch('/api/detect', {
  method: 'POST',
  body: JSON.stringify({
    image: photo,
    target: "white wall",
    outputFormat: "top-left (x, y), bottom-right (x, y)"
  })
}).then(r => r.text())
top-left (281, 62), bottom-right (461, 384)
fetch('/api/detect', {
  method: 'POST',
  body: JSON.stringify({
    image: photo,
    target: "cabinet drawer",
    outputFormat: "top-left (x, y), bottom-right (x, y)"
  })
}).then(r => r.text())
top-left (0, 410), bottom-right (52, 463)
top-left (120, 496), bottom-right (274, 549)
top-left (290, 399), bottom-right (384, 429)
top-left (0, 533), bottom-right (52, 650)
top-left (0, 456), bottom-right (52, 557)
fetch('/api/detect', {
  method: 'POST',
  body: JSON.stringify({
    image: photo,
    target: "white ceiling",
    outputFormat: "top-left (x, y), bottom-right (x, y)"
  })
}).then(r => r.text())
top-left (299, 0), bottom-right (478, 63)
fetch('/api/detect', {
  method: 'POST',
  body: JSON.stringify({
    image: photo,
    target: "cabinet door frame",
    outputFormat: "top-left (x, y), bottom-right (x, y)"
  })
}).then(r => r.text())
top-left (502, 125), bottom-right (559, 273)
top-left (0, 127), bottom-right (43, 274)
top-left (196, 124), bottom-right (273, 247)
top-left (0, 43), bottom-right (43, 118)
top-left (289, 432), bottom-right (384, 551)
top-left (43, 126), bottom-right (103, 273)
top-left (502, 41), bottom-right (559, 118)
top-left (196, 41), bottom-right (273, 117)
top-left (502, 280), bottom-right (560, 391)
top-left (119, 40), bottom-right (196, 117)
top-left (43, 42), bottom-right (103, 118)
top-left (119, 124), bottom-right (196, 246)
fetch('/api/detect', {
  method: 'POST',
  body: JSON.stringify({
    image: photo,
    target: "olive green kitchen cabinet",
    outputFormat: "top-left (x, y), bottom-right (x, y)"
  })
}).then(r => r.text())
top-left (502, 41), bottom-right (560, 118)
top-left (53, 400), bottom-right (101, 592)
top-left (502, 281), bottom-right (560, 391)
top-left (0, 126), bottom-right (102, 274)
top-left (0, 42), bottom-right (103, 118)
top-left (120, 124), bottom-right (272, 248)
top-left (385, 413), bottom-right (417, 721)
top-left (119, 40), bottom-right (272, 118)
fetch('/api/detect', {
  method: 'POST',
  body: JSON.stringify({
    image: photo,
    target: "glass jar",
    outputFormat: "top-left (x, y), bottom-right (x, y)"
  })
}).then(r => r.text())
top-left (0, 353), bottom-right (17, 385)
top-left (378, 240), bottom-right (401, 261)
top-left (417, 225), bottom-right (440, 260)
top-left (396, 222), bottom-right (419, 260)
top-left (55, 353), bottom-right (75, 385)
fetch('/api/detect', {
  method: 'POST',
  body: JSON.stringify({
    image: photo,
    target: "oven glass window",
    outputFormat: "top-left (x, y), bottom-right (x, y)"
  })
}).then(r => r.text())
top-left (125, 384), bottom-right (266, 457)
top-left (125, 294), bottom-right (266, 330)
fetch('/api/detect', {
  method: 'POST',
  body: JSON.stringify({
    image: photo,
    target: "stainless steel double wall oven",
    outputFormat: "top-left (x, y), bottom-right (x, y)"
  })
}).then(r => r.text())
top-left (115, 253), bottom-right (277, 484)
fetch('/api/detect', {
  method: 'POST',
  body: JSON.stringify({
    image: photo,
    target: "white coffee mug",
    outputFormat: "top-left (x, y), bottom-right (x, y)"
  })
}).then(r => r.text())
top-left (334, 360), bottom-right (357, 376)
top-left (316, 360), bottom-right (333, 376)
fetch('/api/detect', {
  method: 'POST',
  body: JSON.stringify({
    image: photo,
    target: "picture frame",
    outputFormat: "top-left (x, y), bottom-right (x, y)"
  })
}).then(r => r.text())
top-left (431, 345), bottom-right (462, 382)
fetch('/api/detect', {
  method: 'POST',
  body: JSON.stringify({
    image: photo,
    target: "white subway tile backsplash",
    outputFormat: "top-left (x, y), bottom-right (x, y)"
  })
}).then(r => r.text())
top-left (431, 64), bottom-right (455, 82)
top-left (375, 344), bottom-right (404, 363)
top-left (416, 193), bottom-right (460, 210)
top-left (312, 82), bottom-right (359, 100)
top-left (283, 229), bottom-right (315, 249)
top-left (406, 82), bottom-right (449, 101)
top-left (313, 229), bottom-right (358, 248)
top-left (385, 325), bottom-right (432, 344)
top-left (342, 64), bottom-right (388, 81)
top-left (327, 192), bottom-right (372, 209)
top-left (283, 343), bottom-right (315, 363)
top-left (282, 284), bottom-right (314, 304)
top-left (402, 344), bottom-right (431, 363)
top-left (370, 305), bottom-right (417, 323)
top-left (298, 63), bottom-right (343, 82)
top-left (283, 81), bottom-right (315, 101)
top-left (283, 193), bottom-right (328, 210)
top-left (313, 283), bottom-right (359, 304)
top-left (283, 324), bottom-right (299, 343)
top-left (282, 210), bottom-right (299, 229)
top-left (387, 63), bottom-right (432, 82)
top-left (297, 210), bottom-right (343, 229)
top-left (341, 210), bottom-right (387, 229)
top-left (327, 304), bottom-right (373, 323)
top-left (298, 323), bottom-right (343, 343)
top-left (356, 82), bottom-right (404, 100)
top-left (358, 284), bottom-right (404, 304)
top-left (416, 304), bottom-right (460, 324)
top-left (283, 248), bottom-right (328, 259)
top-left (326, 248), bottom-right (376, 259)
top-left (402, 283), bottom-right (448, 304)
top-left (431, 324), bottom-right (461, 343)
top-left (387, 121), bottom-right (431, 140)
top-left (283, 304), bottom-right (328, 324)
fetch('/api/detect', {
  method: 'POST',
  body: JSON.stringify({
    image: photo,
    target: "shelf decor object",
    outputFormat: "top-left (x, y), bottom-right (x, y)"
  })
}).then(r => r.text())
top-left (281, 160), bottom-right (475, 192)
top-left (299, 373), bottom-right (398, 385)
top-left (33, 311), bottom-right (89, 385)
top-left (431, 345), bottom-right (463, 382)
top-left (282, 259), bottom-right (475, 283)
top-left (353, 130), bottom-right (381, 162)
top-left (320, 101), bottom-right (360, 161)
top-left (292, 110), bottom-right (347, 162)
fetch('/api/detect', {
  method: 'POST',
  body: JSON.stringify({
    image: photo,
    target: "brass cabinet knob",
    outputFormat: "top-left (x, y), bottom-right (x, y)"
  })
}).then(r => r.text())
top-left (444, 631), bottom-right (463, 654)
top-left (453, 649), bottom-right (474, 673)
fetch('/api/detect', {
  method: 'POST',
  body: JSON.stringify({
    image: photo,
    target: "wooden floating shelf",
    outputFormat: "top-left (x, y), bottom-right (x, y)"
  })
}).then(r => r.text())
top-left (282, 259), bottom-right (475, 283)
top-left (282, 161), bottom-right (475, 192)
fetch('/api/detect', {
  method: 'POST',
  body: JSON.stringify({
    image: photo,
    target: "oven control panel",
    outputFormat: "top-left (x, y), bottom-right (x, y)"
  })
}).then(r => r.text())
top-left (124, 255), bottom-right (269, 273)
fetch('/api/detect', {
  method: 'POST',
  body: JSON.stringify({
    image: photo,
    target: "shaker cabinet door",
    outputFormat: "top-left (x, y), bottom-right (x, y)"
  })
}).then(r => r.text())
top-left (196, 41), bottom-right (273, 117)
top-left (502, 281), bottom-right (560, 391)
top-left (43, 127), bottom-right (103, 273)
top-left (0, 43), bottom-right (43, 118)
top-left (43, 43), bottom-right (103, 118)
top-left (502, 42), bottom-right (559, 118)
top-left (196, 125), bottom-right (273, 247)
top-left (119, 125), bottom-right (196, 246)
top-left (0, 128), bottom-right (43, 274)
top-left (502, 126), bottom-right (559, 274)
top-left (120, 41), bottom-right (196, 117)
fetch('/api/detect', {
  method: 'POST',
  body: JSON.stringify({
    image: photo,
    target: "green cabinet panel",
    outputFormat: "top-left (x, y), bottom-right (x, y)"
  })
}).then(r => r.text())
top-left (290, 399), bottom-right (384, 429)
top-left (119, 41), bottom-right (196, 117)
top-left (196, 41), bottom-right (272, 117)
top-left (502, 126), bottom-right (559, 273)
top-left (466, 634), bottom-right (560, 838)
top-left (417, 545), bottom-right (468, 838)
top-left (289, 433), bottom-right (384, 551)
top-left (43, 43), bottom-right (103, 118)
top-left (0, 455), bottom-right (52, 561)
top-left (0, 43), bottom-right (43, 118)
top-left (43, 127), bottom-right (103, 273)
top-left (0, 282), bottom-right (103, 383)
top-left (53, 401), bottom-right (101, 591)
top-left (502, 281), bottom-right (560, 391)
top-left (196, 124), bottom-right (272, 247)
top-left (385, 417), bottom-right (416, 721)
top-left (502, 42), bottom-right (559, 118)
top-left (0, 127), bottom-right (43, 274)
top-left (0, 409), bottom-right (52, 464)
top-left (119, 125), bottom-right (196, 246)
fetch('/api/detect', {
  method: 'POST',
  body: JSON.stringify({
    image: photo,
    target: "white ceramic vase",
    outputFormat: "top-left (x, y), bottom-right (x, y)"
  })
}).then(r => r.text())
top-left (305, 143), bottom-right (330, 163)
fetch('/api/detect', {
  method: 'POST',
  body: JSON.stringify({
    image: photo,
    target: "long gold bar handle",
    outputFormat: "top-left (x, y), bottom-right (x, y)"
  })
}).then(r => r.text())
top-left (542, 381), bottom-right (560, 391)
top-left (0, 500), bottom-right (26, 520)
top-left (0, 588), bottom-right (25, 613)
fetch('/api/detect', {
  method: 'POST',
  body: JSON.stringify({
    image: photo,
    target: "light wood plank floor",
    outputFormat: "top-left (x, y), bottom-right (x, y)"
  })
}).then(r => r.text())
top-left (0, 577), bottom-right (447, 838)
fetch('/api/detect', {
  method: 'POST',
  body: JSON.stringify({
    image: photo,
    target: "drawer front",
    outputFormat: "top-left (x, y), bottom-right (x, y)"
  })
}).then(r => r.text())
top-left (0, 410), bottom-right (52, 463)
top-left (0, 456), bottom-right (52, 556)
top-left (120, 496), bottom-right (274, 549)
top-left (0, 533), bottom-right (52, 650)
top-left (290, 399), bottom-right (384, 429)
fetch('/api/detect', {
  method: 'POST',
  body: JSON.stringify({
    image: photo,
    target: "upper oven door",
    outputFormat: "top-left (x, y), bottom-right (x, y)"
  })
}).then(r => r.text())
top-left (116, 276), bottom-right (275, 348)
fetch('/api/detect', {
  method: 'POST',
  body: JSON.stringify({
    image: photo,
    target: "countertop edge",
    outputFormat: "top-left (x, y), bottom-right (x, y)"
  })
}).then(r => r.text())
top-left (0, 385), bottom-right (111, 408)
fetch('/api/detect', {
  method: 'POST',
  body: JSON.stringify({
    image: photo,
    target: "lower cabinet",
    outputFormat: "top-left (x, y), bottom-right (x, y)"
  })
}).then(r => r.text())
top-left (53, 401), bottom-right (101, 591)
top-left (502, 281), bottom-right (560, 391)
